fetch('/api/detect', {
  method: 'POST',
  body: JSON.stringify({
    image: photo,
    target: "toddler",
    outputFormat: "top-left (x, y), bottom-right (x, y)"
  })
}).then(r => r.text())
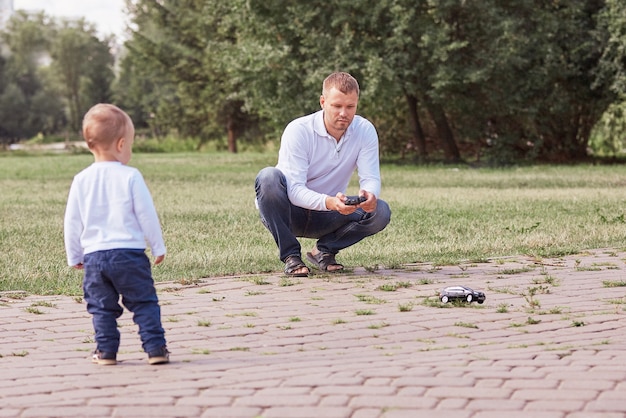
top-left (64, 103), bottom-right (169, 365)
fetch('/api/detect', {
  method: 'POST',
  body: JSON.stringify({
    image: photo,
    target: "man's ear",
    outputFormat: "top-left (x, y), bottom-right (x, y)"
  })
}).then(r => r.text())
top-left (319, 95), bottom-right (325, 109)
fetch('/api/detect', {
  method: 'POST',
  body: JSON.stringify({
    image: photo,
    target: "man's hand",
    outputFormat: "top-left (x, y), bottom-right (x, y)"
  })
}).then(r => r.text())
top-left (326, 190), bottom-right (377, 214)
top-left (326, 193), bottom-right (355, 215)
top-left (358, 190), bottom-right (377, 213)
top-left (73, 263), bottom-right (84, 270)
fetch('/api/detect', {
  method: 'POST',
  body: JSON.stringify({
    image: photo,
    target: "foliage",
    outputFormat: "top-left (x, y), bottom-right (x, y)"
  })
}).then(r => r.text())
top-left (49, 18), bottom-right (115, 133)
top-left (2, 1), bottom-right (626, 163)
top-left (589, 100), bottom-right (626, 156)
top-left (118, 0), bottom-right (265, 151)
top-left (234, 0), bottom-right (618, 163)
top-left (132, 134), bottom-right (202, 153)
top-left (0, 12), bottom-right (65, 143)
top-left (589, 0), bottom-right (626, 157)
top-left (596, 0), bottom-right (626, 99)
top-left (0, 11), bottom-right (114, 143)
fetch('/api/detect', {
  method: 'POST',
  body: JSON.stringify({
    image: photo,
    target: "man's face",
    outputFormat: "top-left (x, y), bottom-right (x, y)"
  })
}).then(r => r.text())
top-left (320, 87), bottom-right (358, 136)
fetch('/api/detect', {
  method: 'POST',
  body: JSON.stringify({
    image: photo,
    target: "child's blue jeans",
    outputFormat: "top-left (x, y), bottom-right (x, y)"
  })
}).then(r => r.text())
top-left (83, 249), bottom-right (166, 354)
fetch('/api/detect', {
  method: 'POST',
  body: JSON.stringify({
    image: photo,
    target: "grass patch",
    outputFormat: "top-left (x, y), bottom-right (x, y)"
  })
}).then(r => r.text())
top-left (577, 266), bottom-right (603, 272)
top-left (376, 281), bottom-right (413, 291)
top-left (454, 322), bottom-right (478, 329)
top-left (4, 153), bottom-right (626, 294)
top-left (30, 301), bottom-right (56, 308)
top-left (368, 322), bottom-right (389, 329)
top-left (175, 277), bottom-right (202, 286)
top-left (606, 298), bottom-right (626, 305)
top-left (249, 277), bottom-right (271, 285)
top-left (533, 275), bottom-right (560, 285)
top-left (355, 294), bottom-right (387, 304)
top-left (24, 307), bottom-right (44, 314)
top-left (279, 277), bottom-right (300, 286)
top-left (421, 297), bottom-right (449, 308)
top-left (398, 302), bottom-right (414, 312)
top-left (603, 280), bottom-right (626, 287)
top-left (355, 309), bottom-right (375, 315)
top-left (498, 267), bottom-right (535, 275)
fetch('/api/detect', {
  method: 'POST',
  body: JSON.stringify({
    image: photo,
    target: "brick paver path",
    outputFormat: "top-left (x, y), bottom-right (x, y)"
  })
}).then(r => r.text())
top-left (2, 248), bottom-right (626, 417)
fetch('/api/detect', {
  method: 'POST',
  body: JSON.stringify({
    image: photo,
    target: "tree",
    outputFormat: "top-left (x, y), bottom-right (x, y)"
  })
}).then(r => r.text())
top-left (112, 0), bottom-right (620, 162)
top-left (119, 0), bottom-right (262, 152)
top-left (0, 11), bottom-right (113, 142)
top-left (415, 0), bottom-right (615, 162)
top-left (0, 11), bottom-right (63, 142)
top-left (49, 18), bottom-right (114, 135)
top-left (242, 0), bottom-right (615, 163)
top-left (588, 0), bottom-right (626, 156)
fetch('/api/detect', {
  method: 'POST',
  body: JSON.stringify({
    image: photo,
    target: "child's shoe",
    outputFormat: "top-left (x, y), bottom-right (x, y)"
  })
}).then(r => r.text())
top-left (92, 350), bottom-right (117, 365)
top-left (147, 346), bottom-right (170, 365)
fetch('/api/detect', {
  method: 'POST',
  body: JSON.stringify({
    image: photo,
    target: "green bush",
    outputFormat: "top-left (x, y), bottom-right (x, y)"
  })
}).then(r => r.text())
top-left (589, 101), bottom-right (626, 157)
top-left (133, 136), bottom-right (201, 153)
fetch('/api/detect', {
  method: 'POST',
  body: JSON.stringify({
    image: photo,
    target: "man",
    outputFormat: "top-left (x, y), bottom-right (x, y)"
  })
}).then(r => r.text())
top-left (255, 72), bottom-right (391, 276)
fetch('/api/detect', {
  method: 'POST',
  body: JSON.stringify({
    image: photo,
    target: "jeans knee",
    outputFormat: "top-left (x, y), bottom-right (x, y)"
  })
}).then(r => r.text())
top-left (373, 199), bottom-right (391, 233)
top-left (256, 167), bottom-right (282, 188)
top-left (255, 167), bottom-right (287, 202)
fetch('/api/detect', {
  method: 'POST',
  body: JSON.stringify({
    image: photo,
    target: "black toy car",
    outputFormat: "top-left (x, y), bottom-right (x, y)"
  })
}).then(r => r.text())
top-left (439, 286), bottom-right (486, 304)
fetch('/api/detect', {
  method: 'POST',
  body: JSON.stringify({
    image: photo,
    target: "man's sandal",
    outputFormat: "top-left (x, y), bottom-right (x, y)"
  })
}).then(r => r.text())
top-left (284, 255), bottom-right (310, 277)
top-left (306, 251), bottom-right (344, 272)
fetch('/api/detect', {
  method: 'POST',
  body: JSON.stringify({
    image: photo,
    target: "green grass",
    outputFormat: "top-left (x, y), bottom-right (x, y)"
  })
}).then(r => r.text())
top-left (2, 152), bottom-right (626, 295)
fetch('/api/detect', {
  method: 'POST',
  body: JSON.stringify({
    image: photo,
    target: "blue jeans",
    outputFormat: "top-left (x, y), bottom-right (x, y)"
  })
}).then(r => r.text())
top-left (255, 167), bottom-right (391, 262)
top-left (83, 249), bottom-right (166, 354)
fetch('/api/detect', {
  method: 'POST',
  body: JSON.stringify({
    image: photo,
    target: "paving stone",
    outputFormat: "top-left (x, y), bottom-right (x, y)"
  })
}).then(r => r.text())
top-left (2, 248), bottom-right (626, 417)
top-left (20, 407), bottom-right (112, 418)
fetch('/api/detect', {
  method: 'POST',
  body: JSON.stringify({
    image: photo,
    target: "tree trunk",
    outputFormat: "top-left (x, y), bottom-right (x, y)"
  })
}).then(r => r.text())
top-left (405, 93), bottom-right (427, 162)
top-left (424, 96), bottom-right (461, 163)
top-left (227, 117), bottom-right (238, 153)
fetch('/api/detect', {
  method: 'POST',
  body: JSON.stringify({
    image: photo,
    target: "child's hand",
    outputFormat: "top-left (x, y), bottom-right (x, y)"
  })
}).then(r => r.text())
top-left (73, 263), bottom-right (84, 270)
top-left (154, 255), bottom-right (165, 266)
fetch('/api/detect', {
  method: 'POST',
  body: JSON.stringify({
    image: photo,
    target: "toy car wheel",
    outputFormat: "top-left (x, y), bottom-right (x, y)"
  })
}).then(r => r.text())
top-left (441, 295), bottom-right (449, 303)
top-left (478, 300), bottom-right (484, 304)
top-left (466, 294), bottom-right (473, 302)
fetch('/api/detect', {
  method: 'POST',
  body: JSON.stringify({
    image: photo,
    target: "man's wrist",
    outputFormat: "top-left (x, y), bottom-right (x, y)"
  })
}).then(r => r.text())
top-left (324, 195), bottom-right (336, 211)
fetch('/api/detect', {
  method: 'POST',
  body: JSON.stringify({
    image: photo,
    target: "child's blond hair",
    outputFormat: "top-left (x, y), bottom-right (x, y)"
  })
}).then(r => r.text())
top-left (82, 104), bottom-right (132, 149)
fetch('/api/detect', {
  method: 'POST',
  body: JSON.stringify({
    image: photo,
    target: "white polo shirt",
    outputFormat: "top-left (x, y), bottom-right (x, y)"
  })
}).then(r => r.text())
top-left (276, 110), bottom-right (381, 211)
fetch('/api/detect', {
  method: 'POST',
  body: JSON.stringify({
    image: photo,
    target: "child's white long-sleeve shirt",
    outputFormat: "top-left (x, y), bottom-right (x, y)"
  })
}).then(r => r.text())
top-left (64, 161), bottom-right (166, 266)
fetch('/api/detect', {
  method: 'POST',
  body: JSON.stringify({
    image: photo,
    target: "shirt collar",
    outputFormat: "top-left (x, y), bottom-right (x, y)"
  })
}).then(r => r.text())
top-left (313, 110), bottom-right (328, 137)
top-left (313, 110), bottom-right (353, 141)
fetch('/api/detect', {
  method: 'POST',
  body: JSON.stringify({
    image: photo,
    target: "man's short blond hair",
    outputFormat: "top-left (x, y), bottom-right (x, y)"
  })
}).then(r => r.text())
top-left (82, 104), bottom-right (132, 149)
top-left (322, 72), bottom-right (360, 97)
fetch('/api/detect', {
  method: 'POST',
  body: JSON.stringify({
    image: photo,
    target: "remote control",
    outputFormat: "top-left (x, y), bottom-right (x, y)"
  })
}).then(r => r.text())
top-left (344, 195), bottom-right (366, 205)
